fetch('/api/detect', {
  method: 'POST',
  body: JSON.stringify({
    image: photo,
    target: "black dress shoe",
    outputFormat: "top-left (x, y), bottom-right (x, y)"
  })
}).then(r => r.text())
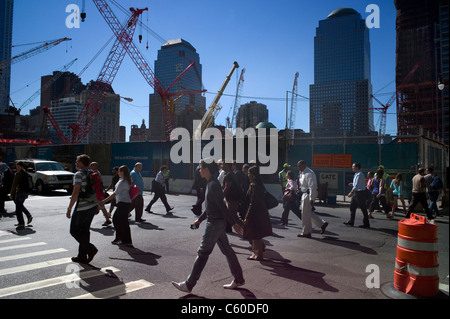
top-left (358, 224), bottom-right (370, 229)
top-left (343, 221), bottom-right (354, 226)
top-left (71, 256), bottom-right (88, 264)
top-left (297, 233), bottom-right (312, 238)
top-left (320, 222), bottom-right (328, 234)
top-left (87, 247), bottom-right (98, 263)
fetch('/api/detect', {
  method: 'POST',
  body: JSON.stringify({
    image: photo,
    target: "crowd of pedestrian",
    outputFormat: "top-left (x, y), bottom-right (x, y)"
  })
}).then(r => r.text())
top-left (0, 155), bottom-right (446, 294)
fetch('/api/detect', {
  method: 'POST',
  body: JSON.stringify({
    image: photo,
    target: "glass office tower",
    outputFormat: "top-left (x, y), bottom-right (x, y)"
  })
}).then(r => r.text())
top-left (0, 0), bottom-right (14, 114)
top-left (149, 38), bottom-right (206, 140)
top-left (310, 8), bottom-right (374, 137)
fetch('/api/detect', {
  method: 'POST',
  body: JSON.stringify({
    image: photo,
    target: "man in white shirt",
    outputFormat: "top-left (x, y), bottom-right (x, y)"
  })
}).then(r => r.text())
top-left (297, 160), bottom-right (328, 238)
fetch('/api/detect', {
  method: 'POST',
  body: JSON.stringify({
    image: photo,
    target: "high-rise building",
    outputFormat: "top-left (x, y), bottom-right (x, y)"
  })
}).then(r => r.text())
top-left (235, 101), bottom-right (269, 130)
top-left (309, 8), bottom-right (374, 137)
top-left (0, 0), bottom-right (14, 114)
top-left (80, 81), bottom-right (120, 144)
top-left (148, 38), bottom-right (206, 140)
top-left (40, 71), bottom-right (85, 109)
top-left (395, 0), bottom-right (449, 145)
top-left (47, 97), bottom-right (86, 144)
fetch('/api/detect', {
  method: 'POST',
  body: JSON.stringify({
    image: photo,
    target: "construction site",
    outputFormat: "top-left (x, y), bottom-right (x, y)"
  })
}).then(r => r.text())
top-left (1, 1), bottom-right (449, 195)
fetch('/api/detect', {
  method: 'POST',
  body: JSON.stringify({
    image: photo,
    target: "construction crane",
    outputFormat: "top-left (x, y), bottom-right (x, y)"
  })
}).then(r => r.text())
top-left (227, 67), bottom-right (245, 130)
top-left (43, 6), bottom-right (146, 144)
top-left (200, 61), bottom-right (239, 133)
top-left (19, 58), bottom-right (78, 112)
top-left (370, 62), bottom-right (421, 137)
top-left (92, 0), bottom-right (205, 141)
top-left (288, 72), bottom-right (299, 144)
top-left (69, 6), bottom-right (147, 144)
top-left (0, 37), bottom-right (71, 113)
top-left (0, 38), bottom-right (71, 70)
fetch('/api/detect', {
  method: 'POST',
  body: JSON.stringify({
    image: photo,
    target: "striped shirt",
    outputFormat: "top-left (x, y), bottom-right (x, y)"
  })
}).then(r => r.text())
top-left (73, 168), bottom-right (98, 211)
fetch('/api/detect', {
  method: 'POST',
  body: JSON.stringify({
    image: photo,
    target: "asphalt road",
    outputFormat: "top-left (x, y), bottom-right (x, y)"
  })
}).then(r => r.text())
top-left (0, 190), bottom-right (448, 306)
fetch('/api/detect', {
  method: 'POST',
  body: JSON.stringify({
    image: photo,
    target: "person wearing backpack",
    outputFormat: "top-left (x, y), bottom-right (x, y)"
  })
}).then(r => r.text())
top-left (66, 154), bottom-right (98, 264)
top-left (9, 161), bottom-right (33, 230)
top-left (425, 167), bottom-right (442, 217)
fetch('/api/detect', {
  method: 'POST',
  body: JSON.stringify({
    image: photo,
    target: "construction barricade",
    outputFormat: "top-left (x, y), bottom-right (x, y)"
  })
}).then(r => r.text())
top-left (394, 213), bottom-right (439, 297)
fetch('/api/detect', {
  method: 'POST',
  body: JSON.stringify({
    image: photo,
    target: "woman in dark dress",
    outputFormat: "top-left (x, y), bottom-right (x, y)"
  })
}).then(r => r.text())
top-left (243, 166), bottom-right (273, 260)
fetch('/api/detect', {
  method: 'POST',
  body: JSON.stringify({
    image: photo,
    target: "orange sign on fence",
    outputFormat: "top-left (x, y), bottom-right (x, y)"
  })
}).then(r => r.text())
top-left (313, 154), bottom-right (352, 168)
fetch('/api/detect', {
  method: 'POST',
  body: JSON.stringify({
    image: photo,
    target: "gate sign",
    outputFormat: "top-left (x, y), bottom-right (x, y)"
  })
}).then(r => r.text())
top-left (320, 172), bottom-right (338, 189)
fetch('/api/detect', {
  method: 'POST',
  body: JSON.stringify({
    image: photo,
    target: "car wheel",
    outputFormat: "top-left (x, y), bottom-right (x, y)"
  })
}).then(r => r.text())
top-left (36, 180), bottom-right (46, 195)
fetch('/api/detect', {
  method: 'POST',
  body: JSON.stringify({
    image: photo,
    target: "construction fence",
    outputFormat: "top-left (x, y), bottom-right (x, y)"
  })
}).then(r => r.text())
top-left (1, 134), bottom-right (448, 202)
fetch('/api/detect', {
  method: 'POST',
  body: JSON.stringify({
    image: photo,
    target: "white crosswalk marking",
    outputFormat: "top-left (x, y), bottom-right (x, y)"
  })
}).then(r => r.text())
top-left (0, 242), bottom-right (47, 251)
top-left (0, 248), bottom-right (67, 262)
top-left (0, 257), bottom-right (73, 276)
top-left (0, 266), bottom-right (120, 298)
top-left (0, 237), bottom-right (31, 244)
top-left (70, 279), bottom-right (154, 299)
top-left (0, 236), bottom-right (155, 299)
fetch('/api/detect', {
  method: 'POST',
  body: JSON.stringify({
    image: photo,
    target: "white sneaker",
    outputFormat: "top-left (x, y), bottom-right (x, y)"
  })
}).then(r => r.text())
top-left (223, 280), bottom-right (245, 289)
top-left (171, 281), bottom-right (191, 293)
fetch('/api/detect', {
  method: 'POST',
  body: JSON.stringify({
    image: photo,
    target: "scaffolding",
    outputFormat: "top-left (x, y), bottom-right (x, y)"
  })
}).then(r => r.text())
top-left (395, 0), bottom-right (447, 144)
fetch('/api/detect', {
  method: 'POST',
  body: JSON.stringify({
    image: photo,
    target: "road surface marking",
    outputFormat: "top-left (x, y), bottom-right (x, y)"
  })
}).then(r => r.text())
top-left (0, 248), bottom-right (67, 262)
top-left (0, 257), bottom-right (73, 276)
top-left (0, 237), bottom-right (31, 244)
top-left (0, 242), bottom-right (47, 251)
top-left (70, 279), bottom-right (154, 299)
top-left (0, 266), bottom-right (120, 298)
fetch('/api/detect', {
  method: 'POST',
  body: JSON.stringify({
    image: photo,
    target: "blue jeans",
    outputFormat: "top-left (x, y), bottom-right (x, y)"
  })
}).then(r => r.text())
top-left (428, 191), bottom-right (439, 215)
top-left (186, 219), bottom-right (244, 290)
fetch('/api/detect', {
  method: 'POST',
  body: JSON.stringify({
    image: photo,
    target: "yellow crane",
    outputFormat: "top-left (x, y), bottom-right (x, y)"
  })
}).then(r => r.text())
top-left (200, 61), bottom-right (239, 133)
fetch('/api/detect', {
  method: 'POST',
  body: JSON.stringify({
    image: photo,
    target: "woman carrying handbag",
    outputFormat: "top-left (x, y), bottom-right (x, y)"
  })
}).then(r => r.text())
top-left (280, 171), bottom-right (302, 227)
top-left (243, 166), bottom-right (273, 260)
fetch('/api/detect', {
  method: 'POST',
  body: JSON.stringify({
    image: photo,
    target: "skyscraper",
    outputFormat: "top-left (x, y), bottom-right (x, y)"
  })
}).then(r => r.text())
top-left (310, 8), bottom-right (374, 137)
top-left (235, 101), bottom-right (269, 130)
top-left (148, 38), bottom-right (206, 140)
top-left (0, 0), bottom-right (14, 114)
top-left (395, 0), bottom-right (449, 145)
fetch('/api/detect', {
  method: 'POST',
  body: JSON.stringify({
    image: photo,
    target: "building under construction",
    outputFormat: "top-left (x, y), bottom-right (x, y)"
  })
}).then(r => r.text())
top-left (395, 0), bottom-right (449, 146)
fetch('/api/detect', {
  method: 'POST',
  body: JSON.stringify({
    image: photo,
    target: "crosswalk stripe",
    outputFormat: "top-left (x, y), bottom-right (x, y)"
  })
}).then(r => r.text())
top-left (70, 279), bottom-right (154, 299)
top-left (0, 237), bottom-right (31, 244)
top-left (0, 257), bottom-right (73, 277)
top-left (0, 231), bottom-right (12, 237)
top-left (0, 242), bottom-right (47, 252)
top-left (0, 248), bottom-right (67, 262)
top-left (0, 266), bottom-right (121, 298)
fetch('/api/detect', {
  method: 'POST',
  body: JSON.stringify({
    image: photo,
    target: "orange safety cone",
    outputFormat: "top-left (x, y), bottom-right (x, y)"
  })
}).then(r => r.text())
top-left (394, 213), bottom-right (439, 297)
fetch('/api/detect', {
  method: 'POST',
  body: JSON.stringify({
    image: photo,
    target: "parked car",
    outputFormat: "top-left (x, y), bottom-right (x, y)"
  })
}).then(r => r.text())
top-left (16, 159), bottom-right (74, 195)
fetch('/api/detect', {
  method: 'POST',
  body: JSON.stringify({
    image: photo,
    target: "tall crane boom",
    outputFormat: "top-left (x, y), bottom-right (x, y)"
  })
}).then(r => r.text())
top-left (69, 6), bottom-right (147, 144)
top-left (0, 37), bottom-right (71, 69)
top-left (289, 72), bottom-right (299, 143)
top-left (19, 58), bottom-right (78, 112)
top-left (229, 67), bottom-right (245, 130)
top-left (371, 62), bottom-right (421, 137)
top-left (93, 0), bottom-right (205, 141)
top-left (200, 62), bottom-right (239, 133)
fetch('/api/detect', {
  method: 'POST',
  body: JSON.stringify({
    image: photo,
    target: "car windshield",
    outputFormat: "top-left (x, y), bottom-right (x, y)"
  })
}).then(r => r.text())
top-left (35, 162), bottom-right (65, 171)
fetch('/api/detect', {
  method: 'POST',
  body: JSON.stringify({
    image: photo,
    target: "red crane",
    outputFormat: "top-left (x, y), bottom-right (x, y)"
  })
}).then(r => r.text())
top-left (43, 8), bottom-right (144, 144)
top-left (93, 0), bottom-right (205, 140)
top-left (69, 6), bottom-right (148, 144)
top-left (370, 62), bottom-right (421, 137)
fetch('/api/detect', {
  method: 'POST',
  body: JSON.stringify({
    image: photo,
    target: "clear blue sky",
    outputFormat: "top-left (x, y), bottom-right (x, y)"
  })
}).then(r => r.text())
top-left (9, 0), bottom-right (397, 140)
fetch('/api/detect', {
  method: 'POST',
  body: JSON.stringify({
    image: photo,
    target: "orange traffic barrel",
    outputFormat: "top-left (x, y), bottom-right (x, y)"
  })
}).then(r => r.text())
top-left (394, 213), bottom-right (439, 297)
